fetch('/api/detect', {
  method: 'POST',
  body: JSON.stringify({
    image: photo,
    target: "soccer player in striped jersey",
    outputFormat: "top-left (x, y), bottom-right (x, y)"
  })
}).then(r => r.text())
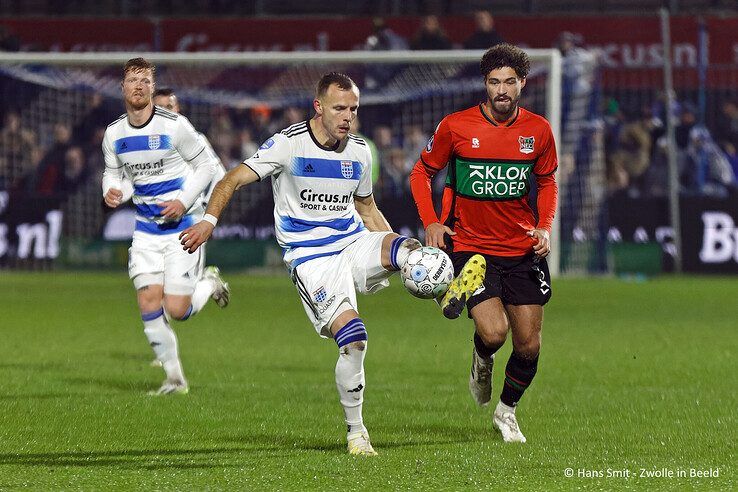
top-left (410, 44), bottom-right (558, 443)
top-left (102, 58), bottom-right (230, 396)
top-left (180, 73), bottom-right (470, 456)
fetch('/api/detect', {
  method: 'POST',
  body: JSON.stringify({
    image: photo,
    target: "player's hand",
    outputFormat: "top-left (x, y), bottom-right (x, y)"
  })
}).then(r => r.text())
top-left (104, 188), bottom-right (123, 208)
top-left (179, 221), bottom-right (214, 254)
top-left (160, 200), bottom-right (186, 220)
top-left (527, 228), bottom-right (551, 258)
top-left (425, 222), bottom-right (456, 250)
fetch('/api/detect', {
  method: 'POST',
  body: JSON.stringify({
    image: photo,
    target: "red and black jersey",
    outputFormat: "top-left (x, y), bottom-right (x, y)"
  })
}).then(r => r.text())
top-left (410, 104), bottom-right (558, 257)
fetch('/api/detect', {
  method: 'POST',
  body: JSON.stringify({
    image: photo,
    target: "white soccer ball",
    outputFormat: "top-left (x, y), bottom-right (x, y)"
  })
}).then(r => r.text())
top-left (400, 246), bottom-right (455, 299)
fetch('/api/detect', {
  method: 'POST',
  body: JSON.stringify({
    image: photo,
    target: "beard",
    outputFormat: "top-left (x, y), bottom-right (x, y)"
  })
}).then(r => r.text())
top-left (490, 94), bottom-right (519, 116)
top-left (126, 93), bottom-right (149, 111)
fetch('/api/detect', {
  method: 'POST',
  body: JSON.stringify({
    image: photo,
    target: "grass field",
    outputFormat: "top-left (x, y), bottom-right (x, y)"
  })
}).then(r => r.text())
top-left (0, 272), bottom-right (735, 490)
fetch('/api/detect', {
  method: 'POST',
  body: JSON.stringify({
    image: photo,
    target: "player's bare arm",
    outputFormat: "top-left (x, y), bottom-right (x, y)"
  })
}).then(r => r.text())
top-left (354, 194), bottom-right (392, 232)
top-left (527, 228), bottom-right (550, 258)
top-left (179, 164), bottom-right (259, 253)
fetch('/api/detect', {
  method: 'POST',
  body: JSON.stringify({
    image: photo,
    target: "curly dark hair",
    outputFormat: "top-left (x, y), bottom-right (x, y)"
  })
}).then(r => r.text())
top-left (480, 43), bottom-right (530, 79)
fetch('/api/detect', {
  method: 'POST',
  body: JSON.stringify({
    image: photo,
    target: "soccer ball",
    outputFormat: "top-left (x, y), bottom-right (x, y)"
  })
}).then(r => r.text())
top-left (400, 246), bottom-right (455, 299)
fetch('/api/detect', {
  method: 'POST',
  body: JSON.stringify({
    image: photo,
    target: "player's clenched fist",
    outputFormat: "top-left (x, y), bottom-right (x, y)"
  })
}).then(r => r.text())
top-left (527, 228), bottom-right (550, 258)
top-left (104, 188), bottom-right (123, 208)
top-left (180, 221), bottom-right (214, 253)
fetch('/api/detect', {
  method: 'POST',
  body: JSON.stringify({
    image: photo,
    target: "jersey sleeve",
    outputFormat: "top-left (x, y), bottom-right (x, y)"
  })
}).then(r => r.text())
top-left (355, 144), bottom-right (373, 198)
top-left (243, 133), bottom-right (291, 180)
top-left (419, 116), bottom-right (454, 171)
top-left (533, 121), bottom-right (558, 176)
top-left (173, 115), bottom-right (207, 161)
top-left (101, 131), bottom-right (123, 196)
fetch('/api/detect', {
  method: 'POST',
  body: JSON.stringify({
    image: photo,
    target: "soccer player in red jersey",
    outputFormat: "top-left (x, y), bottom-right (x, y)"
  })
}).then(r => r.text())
top-left (409, 44), bottom-right (558, 443)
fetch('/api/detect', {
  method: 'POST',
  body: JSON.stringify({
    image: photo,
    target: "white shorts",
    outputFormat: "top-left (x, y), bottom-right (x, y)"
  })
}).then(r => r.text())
top-left (128, 231), bottom-right (204, 296)
top-left (291, 231), bottom-right (395, 338)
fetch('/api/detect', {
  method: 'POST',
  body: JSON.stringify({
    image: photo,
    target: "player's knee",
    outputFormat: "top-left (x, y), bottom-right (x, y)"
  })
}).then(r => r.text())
top-left (513, 335), bottom-right (540, 359)
top-left (333, 318), bottom-right (368, 352)
top-left (163, 298), bottom-right (192, 320)
top-left (475, 320), bottom-right (508, 348)
top-left (137, 287), bottom-right (163, 313)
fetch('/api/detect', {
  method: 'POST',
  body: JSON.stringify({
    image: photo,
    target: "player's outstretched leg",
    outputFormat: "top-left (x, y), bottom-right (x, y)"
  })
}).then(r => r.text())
top-left (142, 308), bottom-right (189, 395)
top-left (333, 318), bottom-right (377, 456)
top-left (440, 255), bottom-right (486, 319)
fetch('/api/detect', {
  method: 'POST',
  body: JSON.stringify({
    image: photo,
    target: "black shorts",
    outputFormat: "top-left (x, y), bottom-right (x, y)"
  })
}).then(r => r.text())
top-left (450, 251), bottom-right (552, 315)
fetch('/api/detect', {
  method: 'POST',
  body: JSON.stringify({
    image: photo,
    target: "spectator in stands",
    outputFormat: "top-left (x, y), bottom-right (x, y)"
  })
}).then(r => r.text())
top-left (715, 101), bottom-right (738, 150)
top-left (608, 108), bottom-right (653, 197)
top-left (239, 128), bottom-right (258, 166)
top-left (463, 10), bottom-right (505, 49)
top-left (364, 17), bottom-right (408, 51)
top-left (74, 93), bottom-right (110, 145)
top-left (723, 142), bottom-right (738, 182)
top-left (402, 125), bottom-right (428, 171)
top-left (0, 111), bottom-right (37, 188)
top-left (411, 15), bottom-right (452, 50)
top-left (251, 104), bottom-right (274, 144)
top-left (274, 106), bottom-right (305, 130)
top-left (58, 145), bottom-right (89, 195)
top-left (379, 147), bottom-right (411, 198)
top-left (30, 122), bottom-right (73, 198)
top-left (675, 103), bottom-right (697, 150)
top-left (363, 17), bottom-right (408, 89)
top-left (684, 125), bottom-right (736, 197)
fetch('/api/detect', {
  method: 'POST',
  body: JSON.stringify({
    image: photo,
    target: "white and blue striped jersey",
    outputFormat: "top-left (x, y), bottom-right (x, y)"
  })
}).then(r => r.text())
top-left (244, 121), bottom-right (373, 270)
top-left (102, 107), bottom-right (216, 236)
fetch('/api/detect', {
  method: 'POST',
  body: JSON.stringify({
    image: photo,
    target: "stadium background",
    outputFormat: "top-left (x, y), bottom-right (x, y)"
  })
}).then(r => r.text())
top-left (0, 2), bottom-right (735, 490)
top-left (2, 1), bottom-right (738, 276)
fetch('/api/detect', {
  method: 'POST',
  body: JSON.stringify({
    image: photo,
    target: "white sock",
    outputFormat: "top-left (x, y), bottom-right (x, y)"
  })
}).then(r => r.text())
top-left (335, 341), bottom-right (368, 435)
top-left (142, 308), bottom-right (185, 382)
top-left (190, 277), bottom-right (215, 315)
top-left (392, 236), bottom-right (421, 270)
top-left (496, 400), bottom-right (516, 414)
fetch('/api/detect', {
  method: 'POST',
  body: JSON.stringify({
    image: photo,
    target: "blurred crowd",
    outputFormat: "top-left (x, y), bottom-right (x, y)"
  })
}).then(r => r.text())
top-left (604, 98), bottom-right (738, 199)
top-left (2, 9), bottom-right (738, 210)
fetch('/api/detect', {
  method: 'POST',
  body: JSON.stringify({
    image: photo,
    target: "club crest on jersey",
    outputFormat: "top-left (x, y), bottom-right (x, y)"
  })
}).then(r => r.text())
top-left (148, 134), bottom-right (161, 150)
top-left (341, 161), bottom-right (354, 179)
top-left (426, 135), bottom-right (434, 152)
top-left (518, 136), bottom-right (535, 154)
top-left (313, 286), bottom-right (327, 303)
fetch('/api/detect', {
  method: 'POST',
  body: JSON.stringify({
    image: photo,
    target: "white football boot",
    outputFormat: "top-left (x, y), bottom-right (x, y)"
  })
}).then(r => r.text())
top-left (203, 266), bottom-right (230, 308)
top-left (347, 430), bottom-right (378, 456)
top-left (149, 378), bottom-right (189, 396)
top-left (493, 402), bottom-right (527, 443)
top-left (469, 349), bottom-right (494, 406)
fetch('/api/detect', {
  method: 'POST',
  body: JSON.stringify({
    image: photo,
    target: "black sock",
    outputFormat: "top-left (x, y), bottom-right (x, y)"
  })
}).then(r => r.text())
top-left (500, 351), bottom-right (539, 407)
top-left (474, 332), bottom-right (502, 359)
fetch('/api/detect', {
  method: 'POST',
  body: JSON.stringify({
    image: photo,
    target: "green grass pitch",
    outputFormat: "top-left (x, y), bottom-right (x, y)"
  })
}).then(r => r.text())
top-left (0, 272), bottom-right (735, 490)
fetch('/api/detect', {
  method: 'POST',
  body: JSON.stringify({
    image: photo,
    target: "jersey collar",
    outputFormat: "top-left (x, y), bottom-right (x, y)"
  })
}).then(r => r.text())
top-left (479, 103), bottom-right (519, 127)
top-left (127, 107), bottom-right (155, 129)
top-left (307, 120), bottom-right (341, 152)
